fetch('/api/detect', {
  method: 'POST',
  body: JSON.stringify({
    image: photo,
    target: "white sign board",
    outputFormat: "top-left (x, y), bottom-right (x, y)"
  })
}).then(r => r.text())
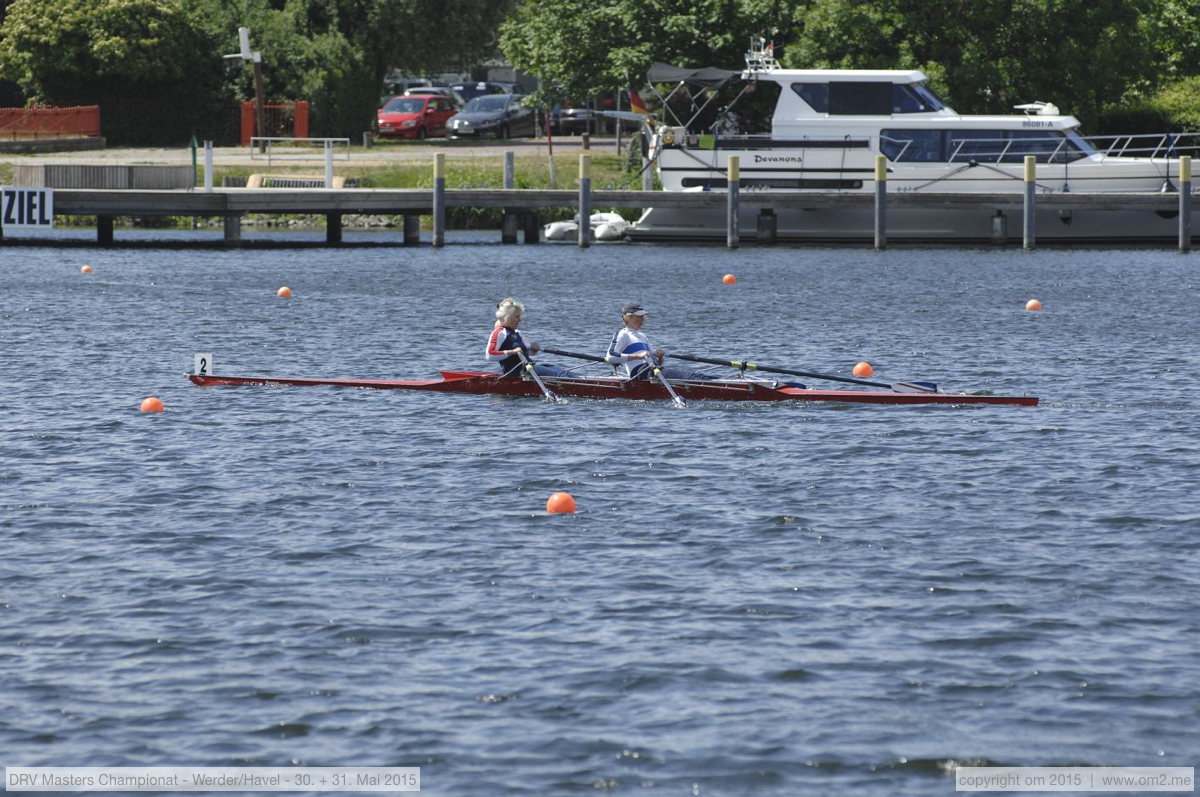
top-left (194, 353), bottom-right (214, 376)
top-left (1, 187), bottom-right (54, 231)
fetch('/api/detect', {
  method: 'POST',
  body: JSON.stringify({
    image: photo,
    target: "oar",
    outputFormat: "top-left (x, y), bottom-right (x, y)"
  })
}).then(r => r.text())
top-left (517, 350), bottom-right (562, 403)
top-left (541, 346), bottom-right (685, 407)
top-left (540, 346), bottom-right (608, 364)
top-left (647, 355), bottom-right (687, 408)
top-left (668, 353), bottom-right (937, 393)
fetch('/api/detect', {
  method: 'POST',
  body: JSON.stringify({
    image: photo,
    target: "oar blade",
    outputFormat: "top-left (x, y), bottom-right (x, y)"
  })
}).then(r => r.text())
top-left (892, 381), bottom-right (938, 394)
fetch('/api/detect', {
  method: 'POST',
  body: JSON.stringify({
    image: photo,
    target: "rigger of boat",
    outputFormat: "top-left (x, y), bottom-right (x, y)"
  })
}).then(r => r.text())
top-left (625, 37), bottom-right (1200, 243)
top-left (185, 350), bottom-right (1039, 407)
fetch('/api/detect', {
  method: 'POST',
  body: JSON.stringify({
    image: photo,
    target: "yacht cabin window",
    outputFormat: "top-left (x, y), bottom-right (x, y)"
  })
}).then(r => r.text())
top-left (792, 82), bottom-right (946, 114)
top-left (880, 128), bottom-right (1090, 163)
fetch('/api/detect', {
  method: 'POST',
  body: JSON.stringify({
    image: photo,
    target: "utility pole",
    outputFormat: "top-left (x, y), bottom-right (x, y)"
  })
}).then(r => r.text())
top-left (225, 27), bottom-right (266, 153)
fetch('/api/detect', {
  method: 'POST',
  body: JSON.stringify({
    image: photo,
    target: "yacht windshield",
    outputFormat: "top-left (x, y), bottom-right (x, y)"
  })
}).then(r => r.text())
top-left (893, 84), bottom-right (944, 113)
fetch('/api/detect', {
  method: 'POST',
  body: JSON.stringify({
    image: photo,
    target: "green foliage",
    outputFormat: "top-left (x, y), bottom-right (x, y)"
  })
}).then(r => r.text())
top-left (499, 0), bottom-right (791, 107)
top-left (788, 0), bottom-right (1158, 129)
top-left (1147, 75), bottom-right (1200, 130)
top-left (0, 0), bottom-right (226, 144)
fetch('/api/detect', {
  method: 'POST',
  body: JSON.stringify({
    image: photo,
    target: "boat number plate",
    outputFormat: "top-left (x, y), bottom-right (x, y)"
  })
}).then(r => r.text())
top-left (194, 353), bottom-right (213, 375)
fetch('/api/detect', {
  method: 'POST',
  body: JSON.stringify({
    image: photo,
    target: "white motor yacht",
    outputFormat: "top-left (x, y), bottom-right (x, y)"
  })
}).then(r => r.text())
top-left (629, 37), bottom-right (1198, 243)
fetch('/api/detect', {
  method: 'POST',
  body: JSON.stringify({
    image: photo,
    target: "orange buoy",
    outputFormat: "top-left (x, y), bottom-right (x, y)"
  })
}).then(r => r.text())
top-left (140, 397), bottom-right (164, 413)
top-left (277, 286), bottom-right (293, 298)
top-left (1025, 298), bottom-right (1043, 311)
top-left (852, 361), bottom-right (874, 378)
top-left (722, 273), bottom-right (737, 284)
top-left (80, 265), bottom-right (93, 274)
top-left (546, 492), bottom-right (576, 514)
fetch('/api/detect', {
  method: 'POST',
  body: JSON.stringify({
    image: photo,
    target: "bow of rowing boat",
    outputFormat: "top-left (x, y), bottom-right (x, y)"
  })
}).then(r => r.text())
top-left (186, 370), bottom-right (1038, 406)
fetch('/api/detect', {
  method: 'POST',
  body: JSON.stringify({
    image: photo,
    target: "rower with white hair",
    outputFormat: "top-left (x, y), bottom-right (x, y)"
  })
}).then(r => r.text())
top-left (485, 298), bottom-right (571, 378)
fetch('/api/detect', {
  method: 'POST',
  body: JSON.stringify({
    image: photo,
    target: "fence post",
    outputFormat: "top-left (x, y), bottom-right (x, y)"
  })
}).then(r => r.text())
top-left (204, 141), bottom-right (213, 192)
top-left (240, 101), bottom-right (255, 147)
top-left (1180, 155), bottom-right (1192, 253)
top-left (294, 100), bottom-right (309, 138)
top-left (1023, 155), bottom-right (1036, 250)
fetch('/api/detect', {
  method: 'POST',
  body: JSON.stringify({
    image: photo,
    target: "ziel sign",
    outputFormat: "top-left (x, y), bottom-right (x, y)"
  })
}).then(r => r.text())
top-left (1, 187), bottom-right (55, 231)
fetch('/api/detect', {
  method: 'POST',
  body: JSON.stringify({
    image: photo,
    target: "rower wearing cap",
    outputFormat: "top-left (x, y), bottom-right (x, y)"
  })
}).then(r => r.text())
top-left (486, 298), bottom-right (571, 378)
top-left (605, 302), bottom-right (713, 381)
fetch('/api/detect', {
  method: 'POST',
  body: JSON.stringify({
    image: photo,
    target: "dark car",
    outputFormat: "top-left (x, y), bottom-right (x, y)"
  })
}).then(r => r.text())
top-left (447, 94), bottom-right (537, 139)
top-left (376, 94), bottom-right (457, 139)
top-left (552, 96), bottom-right (618, 135)
top-left (450, 81), bottom-right (514, 102)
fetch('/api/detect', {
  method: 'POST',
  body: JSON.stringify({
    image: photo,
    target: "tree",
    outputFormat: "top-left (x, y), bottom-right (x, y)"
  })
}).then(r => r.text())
top-left (181, 0), bottom-right (519, 138)
top-left (788, 0), bottom-right (1160, 128)
top-left (0, 0), bottom-right (225, 142)
top-left (499, 0), bottom-right (792, 106)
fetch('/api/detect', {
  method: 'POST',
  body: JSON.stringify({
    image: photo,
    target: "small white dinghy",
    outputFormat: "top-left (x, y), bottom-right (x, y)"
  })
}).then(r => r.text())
top-left (544, 212), bottom-right (628, 241)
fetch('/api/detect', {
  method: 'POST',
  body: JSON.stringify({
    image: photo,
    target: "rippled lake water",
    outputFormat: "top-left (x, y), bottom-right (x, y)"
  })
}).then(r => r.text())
top-left (2, 230), bottom-right (1198, 795)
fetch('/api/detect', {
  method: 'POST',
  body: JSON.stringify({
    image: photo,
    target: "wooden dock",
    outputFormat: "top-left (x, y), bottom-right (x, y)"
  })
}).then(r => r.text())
top-left (3, 184), bottom-right (1197, 247)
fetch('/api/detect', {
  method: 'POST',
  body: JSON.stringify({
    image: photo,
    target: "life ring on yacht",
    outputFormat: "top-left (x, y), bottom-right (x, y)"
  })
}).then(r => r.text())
top-left (661, 129), bottom-right (675, 146)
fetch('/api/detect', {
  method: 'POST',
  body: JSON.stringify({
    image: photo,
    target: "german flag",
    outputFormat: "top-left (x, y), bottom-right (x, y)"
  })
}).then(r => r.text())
top-left (628, 87), bottom-right (649, 115)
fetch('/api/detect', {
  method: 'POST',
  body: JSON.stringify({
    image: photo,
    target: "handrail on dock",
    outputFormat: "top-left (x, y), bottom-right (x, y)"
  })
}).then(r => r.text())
top-left (249, 137), bottom-right (350, 165)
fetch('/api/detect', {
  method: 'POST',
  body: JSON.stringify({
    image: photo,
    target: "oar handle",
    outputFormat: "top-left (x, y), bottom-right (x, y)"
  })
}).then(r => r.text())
top-left (540, 346), bottom-right (610, 364)
top-left (669, 352), bottom-right (894, 390)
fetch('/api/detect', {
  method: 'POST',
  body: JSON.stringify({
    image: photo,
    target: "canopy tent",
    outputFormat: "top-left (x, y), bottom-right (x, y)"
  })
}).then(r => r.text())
top-left (644, 63), bottom-right (747, 130)
top-left (645, 63), bottom-right (742, 89)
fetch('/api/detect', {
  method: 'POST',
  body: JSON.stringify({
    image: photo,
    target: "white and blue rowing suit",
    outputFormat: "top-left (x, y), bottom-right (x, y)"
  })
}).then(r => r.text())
top-left (605, 326), bottom-right (713, 381)
top-left (486, 325), bottom-right (571, 378)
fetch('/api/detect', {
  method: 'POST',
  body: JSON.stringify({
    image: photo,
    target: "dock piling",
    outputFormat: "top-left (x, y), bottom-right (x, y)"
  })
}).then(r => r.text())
top-left (433, 153), bottom-right (445, 248)
top-left (523, 212), bottom-right (541, 243)
top-left (501, 212), bottom-right (519, 244)
top-left (727, 156), bottom-right (740, 249)
top-left (222, 215), bottom-right (241, 245)
top-left (1023, 155), bottom-right (1036, 250)
top-left (1180, 155), bottom-right (1192, 253)
top-left (578, 154), bottom-right (591, 248)
top-left (874, 155), bottom-right (887, 250)
top-left (403, 214), bottom-right (420, 246)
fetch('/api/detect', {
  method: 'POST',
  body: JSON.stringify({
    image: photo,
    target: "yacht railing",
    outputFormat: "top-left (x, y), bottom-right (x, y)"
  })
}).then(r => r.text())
top-left (1085, 132), bottom-right (1200, 160)
top-left (878, 133), bottom-right (1086, 164)
top-left (880, 131), bottom-right (1200, 165)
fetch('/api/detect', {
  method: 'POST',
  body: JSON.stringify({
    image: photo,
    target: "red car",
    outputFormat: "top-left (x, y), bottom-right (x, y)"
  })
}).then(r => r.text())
top-left (376, 94), bottom-right (457, 140)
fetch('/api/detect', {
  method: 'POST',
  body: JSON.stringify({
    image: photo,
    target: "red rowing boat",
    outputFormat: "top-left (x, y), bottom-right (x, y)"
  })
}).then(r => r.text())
top-left (186, 370), bottom-right (1038, 406)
